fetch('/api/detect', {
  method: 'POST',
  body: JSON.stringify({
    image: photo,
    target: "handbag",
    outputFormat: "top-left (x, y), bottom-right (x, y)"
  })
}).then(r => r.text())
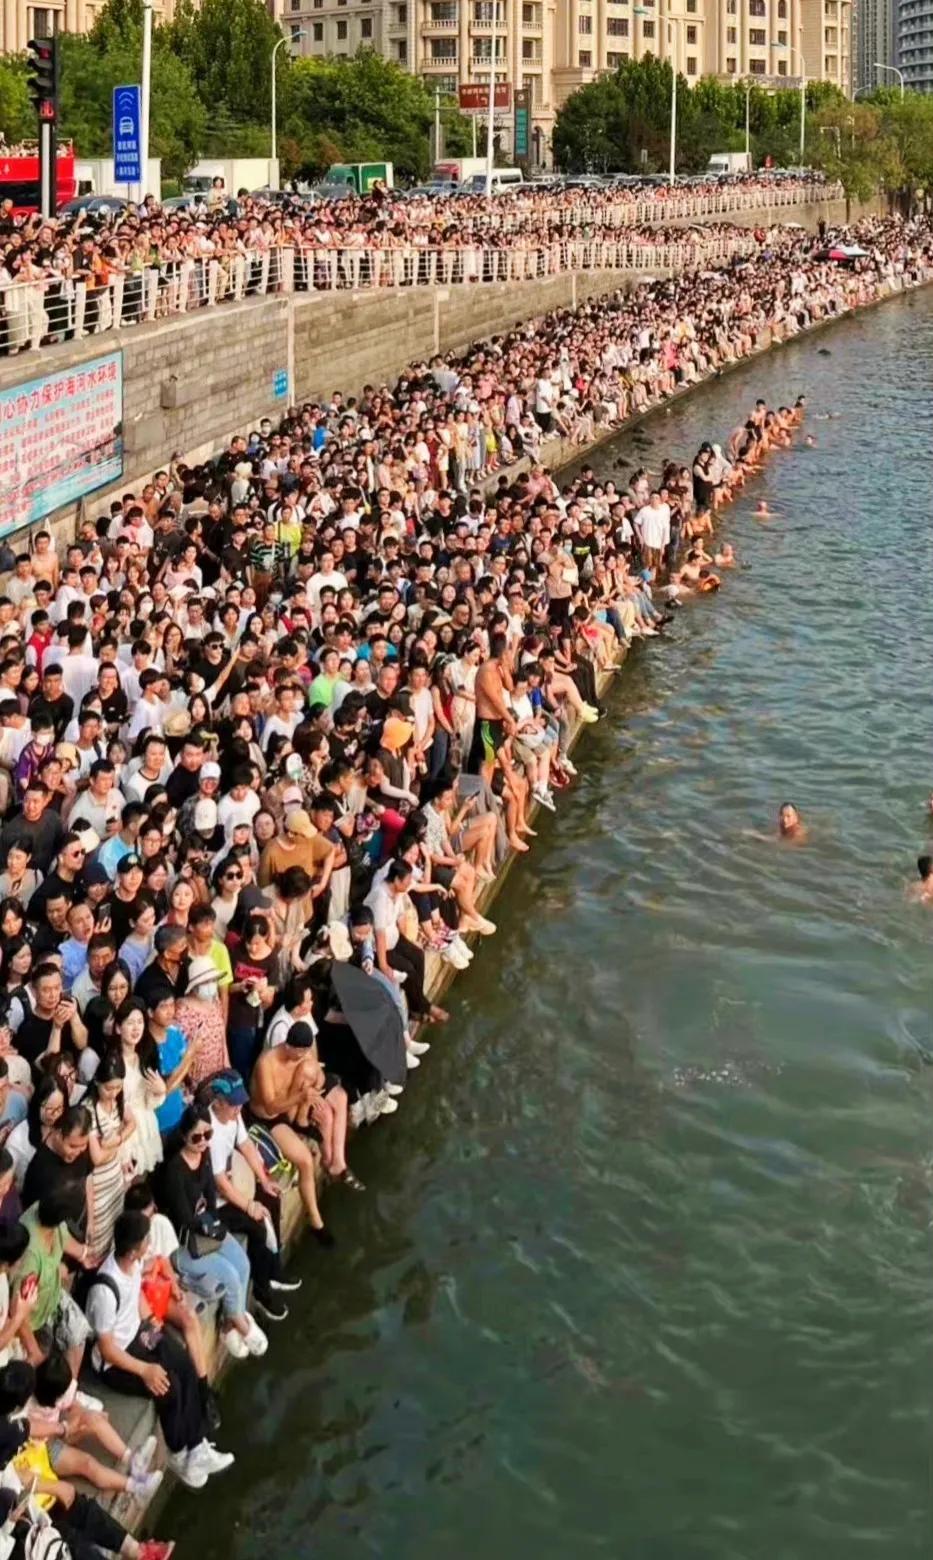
top-left (185, 1211), bottom-right (226, 1259)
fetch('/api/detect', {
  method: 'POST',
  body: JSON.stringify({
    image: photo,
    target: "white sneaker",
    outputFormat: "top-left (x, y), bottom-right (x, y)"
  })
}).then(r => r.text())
top-left (167, 1449), bottom-right (207, 1490)
top-left (405, 1052), bottom-right (421, 1070)
top-left (129, 1434), bottom-right (158, 1480)
top-left (533, 787), bottom-right (556, 812)
top-left (562, 759), bottom-right (577, 776)
top-left (189, 1441), bottom-right (235, 1477)
top-left (349, 1099), bottom-right (366, 1128)
top-left (128, 1468), bottom-right (164, 1503)
top-left (223, 1328), bottom-right (249, 1360)
top-left (450, 936), bottom-right (474, 961)
top-left (379, 1095), bottom-right (399, 1115)
top-left (442, 945), bottom-right (470, 969)
top-left (408, 1038), bottom-right (431, 1056)
top-left (385, 1082), bottom-right (404, 1096)
top-left (243, 1315), bottom-right (268, 1357)
top-left (75, 1389), bottom-right (104, 1412)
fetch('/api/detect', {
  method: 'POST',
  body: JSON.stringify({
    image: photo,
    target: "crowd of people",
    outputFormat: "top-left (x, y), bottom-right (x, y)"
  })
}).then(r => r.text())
top-left (0, 210), bottom-right (925, 1556)
top-left (0, 170), bottom-right (837, 355)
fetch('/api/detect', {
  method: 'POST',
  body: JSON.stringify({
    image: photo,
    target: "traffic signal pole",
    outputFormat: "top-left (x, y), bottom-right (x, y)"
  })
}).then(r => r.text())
top-left (26, 36), bottom-right (59, 217)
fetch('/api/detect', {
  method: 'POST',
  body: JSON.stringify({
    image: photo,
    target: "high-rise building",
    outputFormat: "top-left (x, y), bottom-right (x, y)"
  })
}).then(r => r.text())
top-left (0, 0), bottom-right (179, 53)
top-left (277, 0), bottom-right (854, 160)
top-left (898, 0), bottom-right (932, 87)
top-left (853, 0), bottom-right (895, 89)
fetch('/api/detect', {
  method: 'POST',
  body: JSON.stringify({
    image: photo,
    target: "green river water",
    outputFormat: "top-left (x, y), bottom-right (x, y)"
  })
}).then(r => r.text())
top-left (169, 290), bottom-right (933, 1560)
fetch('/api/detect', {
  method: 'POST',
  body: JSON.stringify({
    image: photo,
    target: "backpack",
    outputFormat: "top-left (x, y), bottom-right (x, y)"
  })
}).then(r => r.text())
top-left (72, 1270), bottom-right (121, 1334)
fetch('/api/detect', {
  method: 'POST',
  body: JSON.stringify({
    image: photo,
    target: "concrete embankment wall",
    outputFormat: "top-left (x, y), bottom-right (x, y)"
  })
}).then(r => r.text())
top-left (0, 194), bottom-right (870, 549)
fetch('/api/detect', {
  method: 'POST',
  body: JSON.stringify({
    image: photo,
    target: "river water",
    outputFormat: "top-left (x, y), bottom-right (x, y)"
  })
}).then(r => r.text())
top-left (169, 292), bottom-right (933, 1560)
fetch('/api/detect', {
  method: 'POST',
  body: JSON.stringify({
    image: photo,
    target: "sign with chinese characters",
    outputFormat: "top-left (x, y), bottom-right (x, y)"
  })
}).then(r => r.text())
top-left (113, 84), bottom-right (142, 184)
top-left (0, 351), bottom-right (124, 537)
top-left (459, 82), bottom-right (512, 114)
top-left (513, 86), bottom-right (531, 160)
top-left (272, 368), bottom-right (288, 399)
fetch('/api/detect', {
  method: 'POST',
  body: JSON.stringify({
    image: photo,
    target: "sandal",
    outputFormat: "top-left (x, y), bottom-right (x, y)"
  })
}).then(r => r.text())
top-left (339, 1169), bottom-right (366, 1193)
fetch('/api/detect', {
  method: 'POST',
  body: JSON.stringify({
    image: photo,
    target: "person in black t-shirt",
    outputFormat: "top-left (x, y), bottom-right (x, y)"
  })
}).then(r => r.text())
top-left (29, 666), bottom-right (74, 740)
top-left (0, 782), bottom-right (64, 875)
top-left (21, 1104), bottom-right (92, 1233)
top-left (14, 964), bottom-right (88, 1079)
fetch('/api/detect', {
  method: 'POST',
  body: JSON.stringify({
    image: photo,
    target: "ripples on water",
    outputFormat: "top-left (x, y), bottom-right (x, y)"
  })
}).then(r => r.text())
top-left (172, 296), bottom-right (933, 1560)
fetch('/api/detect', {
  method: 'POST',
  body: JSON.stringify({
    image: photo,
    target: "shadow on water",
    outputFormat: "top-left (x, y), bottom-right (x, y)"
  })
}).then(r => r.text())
top-left (168, 294), bottom-right (933, 1560)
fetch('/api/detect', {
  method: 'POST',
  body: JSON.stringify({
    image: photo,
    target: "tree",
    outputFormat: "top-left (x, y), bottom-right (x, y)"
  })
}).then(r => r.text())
top-left (0, 56), bottom-right (33, 145)
top-left (57, 10), bottom-right (206, 182)
top-left (167, 0), bottom-right (283, 128)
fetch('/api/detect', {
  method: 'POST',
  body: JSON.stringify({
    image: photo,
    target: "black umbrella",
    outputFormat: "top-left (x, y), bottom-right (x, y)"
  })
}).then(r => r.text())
top-left (330, 961), bottom-right (407, 1086)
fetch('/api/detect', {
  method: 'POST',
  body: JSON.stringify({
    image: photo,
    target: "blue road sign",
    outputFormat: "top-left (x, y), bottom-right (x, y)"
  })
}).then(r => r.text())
top-left (113, 85), bottom-right (142, 184)
top-left (272, 369), bottom-right (288, 399)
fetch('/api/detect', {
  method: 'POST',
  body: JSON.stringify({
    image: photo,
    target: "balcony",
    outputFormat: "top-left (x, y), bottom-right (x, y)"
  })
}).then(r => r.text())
top-left (424, 16), bottom-right (459, 28)
top-left (522, 48), bottom-right (543, 61)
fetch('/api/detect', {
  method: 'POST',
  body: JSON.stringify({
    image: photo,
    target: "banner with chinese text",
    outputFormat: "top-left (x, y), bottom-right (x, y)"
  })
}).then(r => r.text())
top-left (0, 351), bottom-right (123, 537)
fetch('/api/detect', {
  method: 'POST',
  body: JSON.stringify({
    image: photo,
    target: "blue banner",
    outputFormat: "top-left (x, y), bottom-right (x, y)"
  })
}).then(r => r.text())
top-left (113, 84), bottom-right (142, 184)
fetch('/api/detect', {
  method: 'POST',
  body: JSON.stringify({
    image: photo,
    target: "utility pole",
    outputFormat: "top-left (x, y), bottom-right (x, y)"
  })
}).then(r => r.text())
top-left (140, 0), bottom-right (152, 205)
top-left (434, 84), bottom-right (442, 162)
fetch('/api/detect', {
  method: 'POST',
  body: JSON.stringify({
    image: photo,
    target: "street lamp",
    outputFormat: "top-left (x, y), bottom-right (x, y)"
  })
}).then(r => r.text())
top-left (873, 61), bottom-right (905, 97)
top-left (635, 6), bottom-right (684, 183)
top-left (770, 43), bottom-right (808, 162)
top-left (271, 31), bottom-right (305, 173)
top-left (744, 80), bottom-right (752, 161)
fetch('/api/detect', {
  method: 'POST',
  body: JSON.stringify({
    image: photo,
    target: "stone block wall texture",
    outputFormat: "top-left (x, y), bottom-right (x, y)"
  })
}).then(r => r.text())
top-left (0, 195), bottom-right (870, 546)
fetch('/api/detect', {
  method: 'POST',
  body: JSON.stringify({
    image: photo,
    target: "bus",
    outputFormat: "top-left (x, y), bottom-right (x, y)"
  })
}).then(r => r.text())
top-left (0, 143), bottom-right (77, 215)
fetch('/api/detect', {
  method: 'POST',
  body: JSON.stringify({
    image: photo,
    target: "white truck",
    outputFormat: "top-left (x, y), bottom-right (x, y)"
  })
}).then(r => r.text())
top-left (183, 158), bottom-right (278, 197)
top-left (706, 151), bottom-right (752, 175)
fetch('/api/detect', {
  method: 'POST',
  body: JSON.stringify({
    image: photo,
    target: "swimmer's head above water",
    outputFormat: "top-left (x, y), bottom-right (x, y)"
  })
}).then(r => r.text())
top-left (778, 802), bottom-right (803, 837)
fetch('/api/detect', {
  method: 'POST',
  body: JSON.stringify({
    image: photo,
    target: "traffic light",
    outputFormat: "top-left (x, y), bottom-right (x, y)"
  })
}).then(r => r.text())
top-left (26, 36), bottom-right (59, 120)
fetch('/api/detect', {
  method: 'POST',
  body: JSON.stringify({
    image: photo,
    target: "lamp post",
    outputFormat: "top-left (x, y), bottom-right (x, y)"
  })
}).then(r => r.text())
top-left (271, 31), bottom-right (305, 178)
top-left (771, 43), bottom-right (807, 162)
top-left (139, 0), bottom-right (152, 206)
top-left (873, 61), bottom-right (904, 97)
top-left (744, 80), bottom-right (752, 162)
top-left (485, 0), bottom-right (498, 195)
top-left (634, 6), bottom-right (683, 183)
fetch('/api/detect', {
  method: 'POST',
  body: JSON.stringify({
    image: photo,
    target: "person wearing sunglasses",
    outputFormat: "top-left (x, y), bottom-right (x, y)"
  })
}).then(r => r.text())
top-left (156, 1105), bottom-right (267, 1363)
top-left (209, 856), bottom-right (243, 940)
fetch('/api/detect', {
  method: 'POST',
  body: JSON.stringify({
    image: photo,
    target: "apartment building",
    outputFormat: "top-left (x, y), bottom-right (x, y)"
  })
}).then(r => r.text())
top-left (898, 0), bottom-right (933, 87)
top-left (0, 0), bottom-right (178, 53)
top-left (852, 0), bottom-right (895, 89)
top-left (279, 0), bottom-right (854, 157)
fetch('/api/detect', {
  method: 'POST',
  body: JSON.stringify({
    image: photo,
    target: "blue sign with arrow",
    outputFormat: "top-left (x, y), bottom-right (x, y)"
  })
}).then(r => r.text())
top-left (113, 84), bottom-right (142, 185)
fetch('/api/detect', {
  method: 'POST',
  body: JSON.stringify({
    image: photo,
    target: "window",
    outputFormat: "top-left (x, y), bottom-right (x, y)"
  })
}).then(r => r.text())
top-left (361, 15), bottom-right (372, 35)
top-left (312, 20), bottom-right (323, 37)
top-left (749, 27), bottom-right (766, 44)
top-left (607, 15), bottom-right (628, 33)
top-left (726, 55), bottom-right (736, 70)
top-left (579, 14), bottom-right (592, 31)
top-left (686, 54), bottom-right (696, 72)
top-left (395, 2), bottom-right (407, 20)
top-left (749, 0), bottom-right (765, 14)
top-left (290, 22), bottom-right (300, 40)
top-left (777, 58), bottom-right (786, 73)
top-left (749, 56), bottom-right (766, 71)
top-left (430, 38), bottom-right (456, 56)
top-left (396, 39), bottom-right (407, 59)
top-left (778, 28), bottom-right (786, 42)
top-left (641, 18), bottom-right (654, 35)
top-left (431, 1), bottom-right (456, 15)
top-left (824, 26), bottom-right (837, 43)
top-left (289, 0), bottom-right (299, 11)
top-left (686, 0), bottom-right (697, 10)
top-left (727, 26), bottom-right (736, 41)
top-left (778, 0), bottom-right (787, 13)
top-left (336, 18), bottom-right (348, 38)
top-left (686, 24), bottom-right (696, 42)
top-left (607, 50), bottom-right (628, 64)
top-left (579, 48), bottom-right (592, 64)
top-left (312, 0), bottom-right (322, 8)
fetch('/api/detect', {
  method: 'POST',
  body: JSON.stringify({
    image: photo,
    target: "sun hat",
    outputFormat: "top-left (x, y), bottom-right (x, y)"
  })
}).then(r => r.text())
top-left (185, 955), bottom-right (219, 994)
top-left (284, 808), bottom-right (314, 839)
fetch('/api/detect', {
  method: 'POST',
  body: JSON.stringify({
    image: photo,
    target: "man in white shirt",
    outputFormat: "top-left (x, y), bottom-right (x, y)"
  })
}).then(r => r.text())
top-left (307, 552), bottom-right (348, 615)
top-left (59, 627), bottom-right (99, 708)
top-left (124, 670), bottom-right (170, 743)
top-left (634, 491), bottom-right (672, 572)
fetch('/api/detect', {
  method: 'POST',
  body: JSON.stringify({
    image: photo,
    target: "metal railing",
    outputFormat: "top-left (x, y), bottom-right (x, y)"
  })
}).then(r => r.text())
top-left (0, 221), bottom-right (771, 356)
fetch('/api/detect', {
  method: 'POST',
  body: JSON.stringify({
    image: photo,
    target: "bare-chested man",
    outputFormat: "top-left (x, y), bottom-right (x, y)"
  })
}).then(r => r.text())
top-left (906, 855), bottom-right (933, 904)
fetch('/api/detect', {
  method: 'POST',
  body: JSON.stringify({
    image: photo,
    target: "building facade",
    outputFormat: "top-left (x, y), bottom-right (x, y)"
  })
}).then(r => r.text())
top-left (898, 0), bottom-right (932, 87)
top-left (853, 0), bottom-right (895, 89)
top-left (281, 0), bottom-right (853, 155)
top-left (0, 0), bottom-right (178, 52)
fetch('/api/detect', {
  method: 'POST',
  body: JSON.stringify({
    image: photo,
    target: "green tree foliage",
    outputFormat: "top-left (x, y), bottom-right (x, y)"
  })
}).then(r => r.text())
top-left (167, 0), bottom-right (281, 128)
top-left (552, 55), bottom-right (849, 174)
top-left (0, 56), bottom-right (34, 144)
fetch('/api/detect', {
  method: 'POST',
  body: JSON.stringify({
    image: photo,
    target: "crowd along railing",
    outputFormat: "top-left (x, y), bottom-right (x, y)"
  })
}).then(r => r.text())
top-left (0, 230), bottom-right (761, 357)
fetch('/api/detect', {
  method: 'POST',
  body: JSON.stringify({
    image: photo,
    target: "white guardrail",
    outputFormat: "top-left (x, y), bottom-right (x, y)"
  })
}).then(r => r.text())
top-left (0, 187), bottom-right (844, 357)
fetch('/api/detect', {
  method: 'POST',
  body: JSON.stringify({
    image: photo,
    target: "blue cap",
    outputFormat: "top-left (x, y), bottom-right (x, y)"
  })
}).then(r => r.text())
top-left (209, 1070), bottom-right (248, 1107)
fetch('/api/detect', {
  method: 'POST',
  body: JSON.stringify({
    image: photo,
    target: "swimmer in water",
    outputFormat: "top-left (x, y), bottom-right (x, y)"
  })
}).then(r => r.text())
top-left (754, 500), bottom-right (773, 517)
top-left (778, 802), bottom-right (807, 842)
top-left (804, 434), bottom-right (817, 448)
top-left (906, 854), bottom-right (933, 904)
top-left (714, 543), bottom-right (737, 568)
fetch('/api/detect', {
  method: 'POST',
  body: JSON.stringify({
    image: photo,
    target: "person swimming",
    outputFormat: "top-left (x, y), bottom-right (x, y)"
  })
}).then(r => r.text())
top-left (906, 854), bottom-right (933, 904)
top-left (754, 500), bottom-right (773, 517)
top-left (714, 543), bottom-right (737, 568)
top-left (778, 802), bottom-right (807, 842)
